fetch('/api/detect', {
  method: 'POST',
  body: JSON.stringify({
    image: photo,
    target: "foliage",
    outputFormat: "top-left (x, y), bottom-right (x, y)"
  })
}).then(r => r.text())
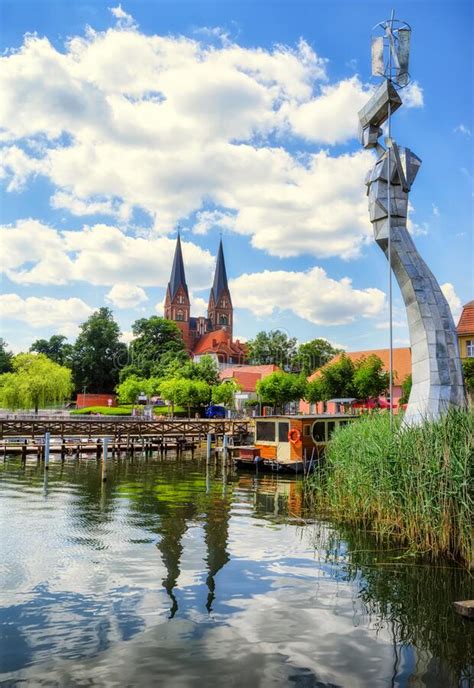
top-left (305, 377), bottom-right (322, 403)
top-left (461, 358), bottom-right (474, 394)
top-left (318, 353), bottom-right (356, 400)
top-left (399, 374), bottom-right (412, 405)
top-left (159, 377), bottom-right (210, 415)
top-left (0, 338), bottom-right (13, 374)
top-left (353, 354), bottom-right (390, 400)
top-left (72, 405), bottom-right (134, 416)
top-left (30, 335), bottom-right (73, 367)
top-left (309, 410), bottom-right (473, 564)
top-left (294, 338), bottom-right (342, 376)
top-left (122, 316), bottom-right (186, 379)
top-left (247, 329), bottom-right (297, 369)
top-left (187, 355), bottom-right (220, 386)
top-left (256, 371), bottom-right (307, 411)
top-left (72, 307), bottom-right (127, 394)
top-left (212, 379), bottom-right (242, 407)
top-left (0, 353), bottom-right (73, 412)
top-left (151, 350), bottom-right (190, 380)
top-left (116, 375), bottom-right (162, 404)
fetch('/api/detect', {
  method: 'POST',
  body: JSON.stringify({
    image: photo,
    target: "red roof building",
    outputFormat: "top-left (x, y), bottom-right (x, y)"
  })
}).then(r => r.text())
top-left (456, 301), bottom-right (474, 359)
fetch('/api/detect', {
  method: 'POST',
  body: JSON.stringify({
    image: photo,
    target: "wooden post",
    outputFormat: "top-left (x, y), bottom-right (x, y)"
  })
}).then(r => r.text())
top-left (102, 437), bottom-right (109, 482)
top-left (206, 433), bottom-right (212, 463)
top-left (44, 431), bottom-right (50, 470)
top-left (223, 433), bottom-right (229, 466)
top-left (21, 442), bottom-right (27, 462)
top-left (61, 439), bottom-right (66, 462)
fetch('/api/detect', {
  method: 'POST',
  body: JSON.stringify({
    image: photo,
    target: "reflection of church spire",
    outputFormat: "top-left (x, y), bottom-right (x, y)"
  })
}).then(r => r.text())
top-left (156, 505), bottom-right (195, 618)
top-left (203, 494), bottom-right (231, 613)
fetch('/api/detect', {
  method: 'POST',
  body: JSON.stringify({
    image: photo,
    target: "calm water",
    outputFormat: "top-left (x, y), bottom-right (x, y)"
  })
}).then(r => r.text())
top-left (0, 454), bottom-right (472, 687)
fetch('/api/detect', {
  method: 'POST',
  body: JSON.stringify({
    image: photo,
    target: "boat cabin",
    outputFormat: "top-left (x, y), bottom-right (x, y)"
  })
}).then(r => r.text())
top-left (237, 414), bottom-right (357, 472)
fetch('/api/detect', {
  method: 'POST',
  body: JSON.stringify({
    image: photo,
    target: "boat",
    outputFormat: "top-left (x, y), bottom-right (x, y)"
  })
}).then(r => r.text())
top-left (234, 414), bottom-right (357, 473)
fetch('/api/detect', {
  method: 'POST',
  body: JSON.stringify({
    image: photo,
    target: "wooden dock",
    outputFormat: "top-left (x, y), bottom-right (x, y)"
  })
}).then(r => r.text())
top-left (0, 417), bottom-right (253, 460)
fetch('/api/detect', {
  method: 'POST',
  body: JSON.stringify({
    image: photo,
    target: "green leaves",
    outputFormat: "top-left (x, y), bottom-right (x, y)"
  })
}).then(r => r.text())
top-left (256, 371), bottom-right (307, 410)
top-left (0, 353), bottom-right (73, 412)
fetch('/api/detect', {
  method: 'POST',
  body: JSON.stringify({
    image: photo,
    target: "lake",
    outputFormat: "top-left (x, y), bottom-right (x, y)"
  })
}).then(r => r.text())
top-left (0, 454), bottom-right (472, 687)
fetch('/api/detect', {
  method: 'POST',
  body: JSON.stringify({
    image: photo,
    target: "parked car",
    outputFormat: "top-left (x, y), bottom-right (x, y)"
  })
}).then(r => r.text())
top-left (205, 405), bottom-right (226, 419)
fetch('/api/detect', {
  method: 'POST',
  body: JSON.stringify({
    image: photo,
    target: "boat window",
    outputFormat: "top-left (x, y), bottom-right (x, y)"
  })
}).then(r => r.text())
top-left (327, 421), bottom-right (336, 439)
top-left (256, 421), bottom-right (276, 442)
top-left (312, 421), bottom-right (326, 443)
top-left (278, 422), bottom-right (290, 442)
top-left (339, 421), bottom-right (349, 429)
top-left (303, 424), bottom-right (310, 436)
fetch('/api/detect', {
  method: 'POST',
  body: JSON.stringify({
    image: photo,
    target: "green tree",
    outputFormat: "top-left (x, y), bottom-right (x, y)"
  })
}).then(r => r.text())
top-left (151, 350), bottom-right (189, 380)
top-left (294, 338), bottom-right (342, 376)
top-left (399, 374), bottom-right (412, 405)
top-left (0, 338), bottom-right (13, 374)
top-left (461, 359), bottom-right (474, 394)
top-left (247, 330), bottom-right (297, 369)
top-left (353, 355), bottom-right (390, 400)
top-left (212, 380), bottom-right (242, 408)
top-left (30, 334), bottom-right (73, 366)
top-left (305, 377), bottom-right (323, 404)
top-left (123, 316), bottom-right (186, 379)
top-left (159, 377), bottom-right (210, 416)
top-left (256, 372), bottom-right (307, 412)
top-left (115, 375), bottom-right (161, 404)
top-left (318, 354), bottom-right (356, 400)
top-left (184, 355), bottom-right (220, 385)
top-left (0, 353), bottom-right (73, 413)
top-left (72, 307), bottom-right (127, 393)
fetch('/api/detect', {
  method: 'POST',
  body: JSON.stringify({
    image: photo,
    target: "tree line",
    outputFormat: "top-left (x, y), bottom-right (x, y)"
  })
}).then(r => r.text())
top-left (1, 306), bottom-right (472, 413)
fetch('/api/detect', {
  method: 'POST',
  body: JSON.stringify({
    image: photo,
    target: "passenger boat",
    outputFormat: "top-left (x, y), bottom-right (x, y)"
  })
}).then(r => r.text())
top-left (234, 414), bottom-right (357, 473)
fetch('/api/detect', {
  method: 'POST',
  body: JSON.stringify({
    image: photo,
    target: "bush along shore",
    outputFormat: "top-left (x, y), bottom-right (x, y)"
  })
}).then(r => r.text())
top-left (309, 409), bottom-right (473, 567)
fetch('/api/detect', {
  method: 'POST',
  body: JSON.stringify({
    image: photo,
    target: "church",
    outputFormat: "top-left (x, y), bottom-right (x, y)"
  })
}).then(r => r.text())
top-left (164, 234), bottom-right (247, 365)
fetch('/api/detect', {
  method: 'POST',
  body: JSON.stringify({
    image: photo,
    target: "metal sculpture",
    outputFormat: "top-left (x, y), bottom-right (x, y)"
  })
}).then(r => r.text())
top-left (359, 12), bottom-right (466, 426)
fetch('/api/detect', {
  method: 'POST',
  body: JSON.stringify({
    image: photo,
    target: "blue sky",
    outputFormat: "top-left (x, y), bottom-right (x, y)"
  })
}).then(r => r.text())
top-left (1, 0), bottom-right (472, 353)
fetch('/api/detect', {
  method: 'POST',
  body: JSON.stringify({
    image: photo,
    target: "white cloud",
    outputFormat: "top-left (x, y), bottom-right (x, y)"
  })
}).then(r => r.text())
top-left (0, 293), bottom-right (93, 335)
top-left (0, 23), bottom-right (422, 261)
top-left (287, 76), bottom-right (370, 144)
top-left (120, 330), bottom-right (135, 344)
top-left (454, 124), bottom-right (471, 137)
top-left (109, 5), bottom-right (138, 30)
top-left (432, 204), bottom-right (440, 217)
top-left (441, 282), bottom-right (462, 322)
top-left (230, 267), bottom-right (385, 325)
top-left (402, 81), bottom-right (424, 108)
top-left (106, 284), bottom-right (148, 309)
top-left (1, 220), bottom-right (215, 288)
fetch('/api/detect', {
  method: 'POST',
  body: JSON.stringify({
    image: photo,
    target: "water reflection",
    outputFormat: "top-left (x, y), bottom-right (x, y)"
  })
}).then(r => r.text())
top-left (0, 455), bottom-right (472, 687)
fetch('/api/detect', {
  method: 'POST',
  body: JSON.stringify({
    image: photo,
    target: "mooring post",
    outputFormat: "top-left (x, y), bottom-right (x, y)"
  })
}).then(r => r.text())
top-left (223, 434), bottom-right (229, 466)
top-left (206, 433), bottom-right (212, 463)
top-left (44, 431), bottom-right (50, 470)
top-left (102, 437), bottom-right (109, 482)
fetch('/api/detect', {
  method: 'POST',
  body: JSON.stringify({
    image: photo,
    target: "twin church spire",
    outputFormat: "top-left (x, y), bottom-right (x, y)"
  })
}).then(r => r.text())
top-left (164, 233), bottom-right (233, 350)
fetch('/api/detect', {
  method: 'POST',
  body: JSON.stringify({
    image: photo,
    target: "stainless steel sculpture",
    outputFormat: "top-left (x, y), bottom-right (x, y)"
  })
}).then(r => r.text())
top-left (359, 12), bottom-right (466, 426)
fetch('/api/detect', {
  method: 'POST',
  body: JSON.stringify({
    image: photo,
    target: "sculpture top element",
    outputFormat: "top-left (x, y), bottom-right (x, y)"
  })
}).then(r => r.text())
top-left (358, 12), bottom-right (466, 425)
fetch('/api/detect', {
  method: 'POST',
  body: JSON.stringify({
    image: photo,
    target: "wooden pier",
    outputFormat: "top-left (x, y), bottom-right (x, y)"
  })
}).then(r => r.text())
top-left (0, 417), bottom-right (253, 460)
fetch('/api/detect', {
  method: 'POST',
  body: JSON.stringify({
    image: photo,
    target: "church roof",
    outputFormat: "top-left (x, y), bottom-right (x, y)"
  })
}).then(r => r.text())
top-left (212, 239), bottom-right (229, 302)
top-left (168, 233), bottom-right (188, 299)
top-left (193, 329), bottom-right (246, 356)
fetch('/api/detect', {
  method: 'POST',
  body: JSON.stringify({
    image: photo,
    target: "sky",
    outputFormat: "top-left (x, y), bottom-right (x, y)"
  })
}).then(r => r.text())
top-left (1, 0), bottom-right (472, 354)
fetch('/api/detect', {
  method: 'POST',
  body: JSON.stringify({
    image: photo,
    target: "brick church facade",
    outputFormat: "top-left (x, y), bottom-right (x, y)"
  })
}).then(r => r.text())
top-left (164, 234), bottom-right (247, 365)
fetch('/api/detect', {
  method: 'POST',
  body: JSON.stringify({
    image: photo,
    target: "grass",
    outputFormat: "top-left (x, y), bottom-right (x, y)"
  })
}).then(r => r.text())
top-left (309, 409), bottom-right (473, 566)
top-left (71, 405), bottom-right (187, 416)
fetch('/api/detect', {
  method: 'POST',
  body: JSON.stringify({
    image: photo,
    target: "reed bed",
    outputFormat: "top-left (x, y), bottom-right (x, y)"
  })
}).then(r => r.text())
top-left (309, 409), bottom-right (473, 565)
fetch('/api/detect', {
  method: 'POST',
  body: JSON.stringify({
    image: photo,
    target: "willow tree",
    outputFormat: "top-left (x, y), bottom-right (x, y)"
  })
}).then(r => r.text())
top-left (0, 353), bottom-right (73, 413)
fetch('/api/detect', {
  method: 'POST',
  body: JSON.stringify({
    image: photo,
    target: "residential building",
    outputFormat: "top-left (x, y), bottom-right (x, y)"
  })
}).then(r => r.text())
top-left (219, 364), bottom-right (281, 410)
top-left (456, 300), bottom-right (474, 359)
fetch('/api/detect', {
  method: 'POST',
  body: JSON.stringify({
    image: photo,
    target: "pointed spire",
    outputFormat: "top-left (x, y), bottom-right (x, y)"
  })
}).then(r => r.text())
top-left (212, 239), bottom-right (229, 302)
top-left (168, 232), bottom-right (188, 299)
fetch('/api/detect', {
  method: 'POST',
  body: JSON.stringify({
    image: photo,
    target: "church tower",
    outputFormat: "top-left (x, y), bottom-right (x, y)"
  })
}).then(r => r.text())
top-left (164, 233), bottom-right (191, 347)
top-left (207, 239), bottom-right (233, 339)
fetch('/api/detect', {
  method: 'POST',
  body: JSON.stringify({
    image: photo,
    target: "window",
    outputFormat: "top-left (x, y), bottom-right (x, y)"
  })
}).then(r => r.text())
top-left (222, 299), bottom-right (227, 307)
top-left (312, 421), bottom-right (326, 443)
top-left (256, 421), bottom-right (276, 442)
top-left (467, 340), bottom-right (474, 357)
top-left (176, 309), bottom-right (184, 321)
top-left (278, 422), bottom-right (289, 442)
top-left (220, 314), bottom-right (228, 325)
top-left (177, 295), bottom-right (184, 304)
top-left (327, 421), bottom-right (336, 439)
